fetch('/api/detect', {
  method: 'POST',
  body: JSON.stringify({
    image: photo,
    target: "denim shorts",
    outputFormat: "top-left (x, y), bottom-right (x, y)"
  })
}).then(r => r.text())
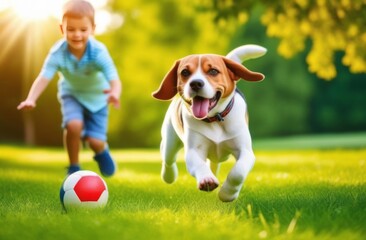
top-left (60, 95), bottom-right (108, 141)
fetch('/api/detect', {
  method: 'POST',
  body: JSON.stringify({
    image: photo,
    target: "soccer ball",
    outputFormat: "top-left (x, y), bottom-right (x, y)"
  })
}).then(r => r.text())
top-left (60, 170), bottom-right (108, 210)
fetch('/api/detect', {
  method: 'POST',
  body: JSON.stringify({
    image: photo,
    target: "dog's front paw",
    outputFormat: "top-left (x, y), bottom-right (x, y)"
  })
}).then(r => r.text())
top-left (218, 182), bottom-right (242, 202)
top-left (198, 176), bottom-right (219, 192)
top-left (161, 163), bottom-right (178, 184)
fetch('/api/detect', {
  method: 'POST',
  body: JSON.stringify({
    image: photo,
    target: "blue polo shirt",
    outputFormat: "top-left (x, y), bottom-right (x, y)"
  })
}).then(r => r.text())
top-left (40, 38), bottom-right (119, 112)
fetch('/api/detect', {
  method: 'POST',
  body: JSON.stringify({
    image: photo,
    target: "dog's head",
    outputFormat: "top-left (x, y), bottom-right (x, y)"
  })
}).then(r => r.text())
top-left (152, 54), bottom-right (264, 119)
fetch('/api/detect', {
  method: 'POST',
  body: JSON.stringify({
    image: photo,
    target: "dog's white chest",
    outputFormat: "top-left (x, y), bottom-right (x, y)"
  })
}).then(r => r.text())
top-left (184, 117), bottom-right (235, 143)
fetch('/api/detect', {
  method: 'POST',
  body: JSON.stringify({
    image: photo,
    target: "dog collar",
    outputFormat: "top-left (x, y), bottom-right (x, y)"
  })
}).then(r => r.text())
top-left (203, 96), bottom-right (235, 123)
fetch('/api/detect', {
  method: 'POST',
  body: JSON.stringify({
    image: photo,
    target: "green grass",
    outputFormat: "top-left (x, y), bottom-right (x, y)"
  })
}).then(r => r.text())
top-left (253, 132), bottom-right (366, 150)
top-left (0, 142), bottom-right (365, 240)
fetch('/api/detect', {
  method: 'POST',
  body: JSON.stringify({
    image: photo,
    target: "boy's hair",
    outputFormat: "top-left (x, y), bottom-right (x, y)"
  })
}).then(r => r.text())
top-left (62, 0), bottom-right (95, 25)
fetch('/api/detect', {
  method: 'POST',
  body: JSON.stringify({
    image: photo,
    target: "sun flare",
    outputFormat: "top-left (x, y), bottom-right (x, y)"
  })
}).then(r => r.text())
top-left (1, 0), bottom-right (123, 34)
top-left (9, 0), bottom-right (63, 21)
top-left (0, 0), bottom-right (122, 65)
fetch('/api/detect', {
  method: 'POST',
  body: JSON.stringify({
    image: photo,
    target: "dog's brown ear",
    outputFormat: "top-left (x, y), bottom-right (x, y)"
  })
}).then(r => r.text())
top-left (152, 60), bottom-right (180, 100)
top-left (222, 57), bottom-right (265, 82)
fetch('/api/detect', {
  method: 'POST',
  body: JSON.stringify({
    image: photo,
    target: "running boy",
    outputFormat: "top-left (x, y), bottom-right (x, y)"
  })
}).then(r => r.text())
top-left (17, 0), bottom-right (121, 177)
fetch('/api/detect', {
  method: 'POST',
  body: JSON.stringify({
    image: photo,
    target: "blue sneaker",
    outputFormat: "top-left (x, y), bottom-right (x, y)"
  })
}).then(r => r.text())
top-left (66, 165), bottom-right (81, 175)
top-left (93, 149), bottom-right (116, 177)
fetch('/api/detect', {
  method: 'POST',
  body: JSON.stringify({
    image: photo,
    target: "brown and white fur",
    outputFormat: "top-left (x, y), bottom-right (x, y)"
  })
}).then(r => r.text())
top-left (152, 45), bottom-right (266, 202)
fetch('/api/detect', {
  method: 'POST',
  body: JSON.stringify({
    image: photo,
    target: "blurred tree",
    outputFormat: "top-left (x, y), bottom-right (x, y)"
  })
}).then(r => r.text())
top-left (204, 0), bottom-right (366, 80)
top-left (231, 5), bottom-right (366, 137)
top-left (0, 12), bottom-right (25, 143)
top-left (230, 6), bottom-right (315, 137)
top-left (309, 52), bottom-right (366, 133)
top-left (0, 11), bottom-right (61, 145)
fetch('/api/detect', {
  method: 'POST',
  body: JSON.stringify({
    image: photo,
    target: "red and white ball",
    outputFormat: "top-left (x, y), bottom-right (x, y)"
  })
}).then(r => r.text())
top-left (60, 170), bottom-right (108, 210)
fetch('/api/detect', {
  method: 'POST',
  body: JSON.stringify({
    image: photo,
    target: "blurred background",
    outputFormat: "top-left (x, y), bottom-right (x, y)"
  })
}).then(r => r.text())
top-left (0, 0), bottom-right (365, 148)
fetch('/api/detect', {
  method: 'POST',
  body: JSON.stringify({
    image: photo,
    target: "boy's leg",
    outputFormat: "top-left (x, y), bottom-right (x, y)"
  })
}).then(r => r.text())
top-left (86, 137), bottom-right (105, 154)
top-left (86, 137), bottom-right (116, 177)
top-left (64, 120), bottom-right (83, 174)
top-left (84, 107), bottom-right (116, 177)
top-left (60, 95), bottom-right (84, 175)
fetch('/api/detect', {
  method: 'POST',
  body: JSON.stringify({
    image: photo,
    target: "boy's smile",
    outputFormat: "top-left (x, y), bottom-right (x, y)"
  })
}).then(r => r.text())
top-left (60, 16), bottom-right (95, 59)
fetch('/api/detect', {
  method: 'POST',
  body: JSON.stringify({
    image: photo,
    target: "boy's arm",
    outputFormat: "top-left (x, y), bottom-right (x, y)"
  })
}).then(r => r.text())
top-left (17, 76), bottom-right (50, 110)
top-left (104, 79), bottom-right (122, 109)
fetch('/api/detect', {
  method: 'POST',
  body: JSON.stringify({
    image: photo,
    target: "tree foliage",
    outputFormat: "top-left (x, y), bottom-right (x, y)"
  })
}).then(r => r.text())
top-left (231, 8), bottom-right (315, 137)
top-left (207, 0), bottom-right (366, 80)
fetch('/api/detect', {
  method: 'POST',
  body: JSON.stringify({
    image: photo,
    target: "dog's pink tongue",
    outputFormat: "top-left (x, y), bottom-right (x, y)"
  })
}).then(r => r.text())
top-left (192, 97), bottom-right (209, 119)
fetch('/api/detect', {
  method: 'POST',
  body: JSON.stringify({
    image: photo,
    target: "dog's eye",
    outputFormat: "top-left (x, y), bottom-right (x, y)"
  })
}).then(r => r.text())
top-left (181, 69), bottom-right (191, 77)
top-left (208, 68), bottom-right (219, 76)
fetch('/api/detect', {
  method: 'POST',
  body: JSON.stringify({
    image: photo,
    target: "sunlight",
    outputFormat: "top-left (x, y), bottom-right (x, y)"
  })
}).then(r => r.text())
top-left (9, 0), bottom-right (62, 21)
top-left (1, 0), bottom-right (122, 34)
top-left (0, 0), bottom-right (123, 65)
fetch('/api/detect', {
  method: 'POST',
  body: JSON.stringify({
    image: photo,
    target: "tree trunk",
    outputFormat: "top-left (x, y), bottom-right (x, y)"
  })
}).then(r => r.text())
top-left (22, 111), bottom-right (36, 145)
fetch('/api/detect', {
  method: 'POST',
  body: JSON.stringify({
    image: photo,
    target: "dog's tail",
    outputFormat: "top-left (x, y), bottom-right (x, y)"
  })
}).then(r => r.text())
top-left (226, 45), bottom-right (267, 63)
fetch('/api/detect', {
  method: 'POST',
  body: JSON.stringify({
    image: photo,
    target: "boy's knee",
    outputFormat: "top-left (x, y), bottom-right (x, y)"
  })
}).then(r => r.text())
top-left (85, 137), bottom-right (106, 153)
top-left (66, 120), bottom-right (83, 133)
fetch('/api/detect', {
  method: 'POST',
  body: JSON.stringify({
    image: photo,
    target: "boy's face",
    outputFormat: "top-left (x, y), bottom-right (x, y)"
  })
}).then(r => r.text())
top-left (60, 16), bottom-right (95, 54)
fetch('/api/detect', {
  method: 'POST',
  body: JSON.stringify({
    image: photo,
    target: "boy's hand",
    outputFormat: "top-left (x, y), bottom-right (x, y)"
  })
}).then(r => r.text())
top-left (103, 89), bottom-right (120, 109)
top-left (17, 100), bottom-right (36, 110)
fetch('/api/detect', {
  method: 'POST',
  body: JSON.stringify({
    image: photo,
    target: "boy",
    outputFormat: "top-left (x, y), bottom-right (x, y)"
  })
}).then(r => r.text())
top-left (17, 0), bottom-right (121, 177)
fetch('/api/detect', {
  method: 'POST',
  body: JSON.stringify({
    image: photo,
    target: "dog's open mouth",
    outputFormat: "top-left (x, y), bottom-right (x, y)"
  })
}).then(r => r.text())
top-left (191, 91), bottom-right (221, 119)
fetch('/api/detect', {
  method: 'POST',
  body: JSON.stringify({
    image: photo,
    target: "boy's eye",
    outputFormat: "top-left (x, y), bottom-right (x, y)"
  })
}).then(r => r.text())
top-left (208, 68), bottom-right (219, 76)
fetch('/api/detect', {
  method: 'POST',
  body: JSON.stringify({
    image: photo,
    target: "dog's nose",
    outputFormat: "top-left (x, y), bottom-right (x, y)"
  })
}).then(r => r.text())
top-left (190, 80), bottom-right (204, 91)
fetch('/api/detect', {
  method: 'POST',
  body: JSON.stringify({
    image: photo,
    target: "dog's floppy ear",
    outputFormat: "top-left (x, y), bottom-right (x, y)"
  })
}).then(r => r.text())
top-left (152, 60), bottom-right (180, 100)
top-left (222, 57), bottom-right (265, 82)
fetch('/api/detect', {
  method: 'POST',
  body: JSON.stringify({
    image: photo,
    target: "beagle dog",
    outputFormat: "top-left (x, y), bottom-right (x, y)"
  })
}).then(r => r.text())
top-left (152, 45), bottom-right (266, 202)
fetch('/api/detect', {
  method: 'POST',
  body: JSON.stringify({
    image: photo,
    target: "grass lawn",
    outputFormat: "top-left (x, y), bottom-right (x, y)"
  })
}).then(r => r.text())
top-left (0, 135), bottom-right (365, 239)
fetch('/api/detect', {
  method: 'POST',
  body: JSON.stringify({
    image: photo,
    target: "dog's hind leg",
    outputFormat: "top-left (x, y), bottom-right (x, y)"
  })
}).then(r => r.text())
top-left (160, 109), bottom-right (182, 184)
